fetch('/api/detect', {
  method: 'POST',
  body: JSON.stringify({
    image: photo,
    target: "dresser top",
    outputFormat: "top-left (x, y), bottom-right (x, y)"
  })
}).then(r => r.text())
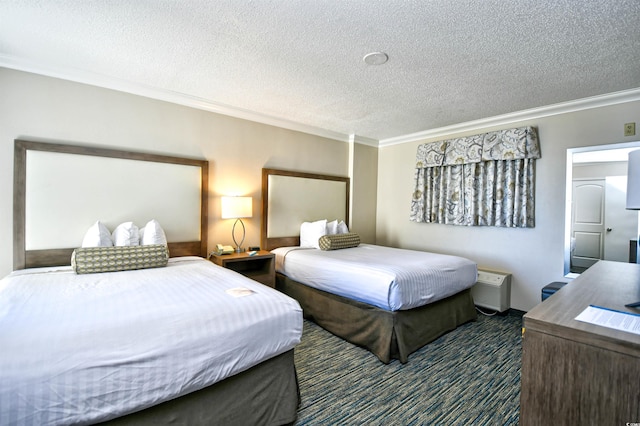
top-left (524, 261), bottom-right (640, 355)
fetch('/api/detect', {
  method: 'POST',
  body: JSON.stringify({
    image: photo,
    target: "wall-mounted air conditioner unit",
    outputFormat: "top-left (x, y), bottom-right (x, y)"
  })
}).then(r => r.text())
top-left (470, 269), bottom-right (512, 312)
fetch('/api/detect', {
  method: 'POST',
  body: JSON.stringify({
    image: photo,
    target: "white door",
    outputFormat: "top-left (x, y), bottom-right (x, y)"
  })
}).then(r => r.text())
top-left (571, 179), bottom-right (605, 270)
top-left (604, 176), bottom-right (638, 262)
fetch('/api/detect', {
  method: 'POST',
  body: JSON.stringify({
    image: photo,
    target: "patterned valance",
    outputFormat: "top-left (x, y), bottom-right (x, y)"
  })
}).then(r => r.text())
top-left (415, 126), bottom-right (540, 168)
top-left (411, 126), bottom-right (540, 227)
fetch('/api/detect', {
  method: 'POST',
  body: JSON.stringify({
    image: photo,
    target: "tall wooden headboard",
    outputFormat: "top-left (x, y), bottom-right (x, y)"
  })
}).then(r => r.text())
top-left (13, 139), bottom-right (208, 270)
top-left (261, 168), bottom-right (350, 251)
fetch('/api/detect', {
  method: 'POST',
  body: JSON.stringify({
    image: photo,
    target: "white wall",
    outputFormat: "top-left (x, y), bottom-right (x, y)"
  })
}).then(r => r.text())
top-left (376, 101), bottom-right (640, 311)
top-left (350, 142), bottom-right (378, 243)
top-left (0, 68), bottom-right (353, 278)
top-left (3, 67), bottom-right (639, 312)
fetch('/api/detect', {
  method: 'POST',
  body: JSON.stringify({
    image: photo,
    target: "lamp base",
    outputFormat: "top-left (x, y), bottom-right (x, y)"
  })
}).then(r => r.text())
top-left (232, 219), bottom-right (246, 254)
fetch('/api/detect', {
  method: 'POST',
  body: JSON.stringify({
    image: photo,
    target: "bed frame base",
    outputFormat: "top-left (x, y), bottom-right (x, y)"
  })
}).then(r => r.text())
top-left (277, 273), bottom-right (477, 364)
top-left (98, 350), bottom-right (299, 426)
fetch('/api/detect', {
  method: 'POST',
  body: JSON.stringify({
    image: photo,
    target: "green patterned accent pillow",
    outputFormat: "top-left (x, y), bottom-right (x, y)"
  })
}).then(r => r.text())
top-left (318, 233), bottom-right (361, 251)
top-left (71, 244), bottom-right (169, 274)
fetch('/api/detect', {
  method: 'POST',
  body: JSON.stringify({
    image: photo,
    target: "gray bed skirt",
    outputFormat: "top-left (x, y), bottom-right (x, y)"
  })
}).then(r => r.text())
top-left (277, 273), bottom-right (477, 364)
top-left (99, 349), bottom-right (299, 426)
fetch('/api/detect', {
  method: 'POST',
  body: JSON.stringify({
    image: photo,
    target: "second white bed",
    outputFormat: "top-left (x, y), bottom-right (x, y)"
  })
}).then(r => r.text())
top-left (273, 244), bottom-right (478, 311)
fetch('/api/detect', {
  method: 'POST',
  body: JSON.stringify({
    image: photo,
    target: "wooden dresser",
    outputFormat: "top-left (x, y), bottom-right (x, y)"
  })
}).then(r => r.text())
top-left (520, 261), bottom-right (640, 426)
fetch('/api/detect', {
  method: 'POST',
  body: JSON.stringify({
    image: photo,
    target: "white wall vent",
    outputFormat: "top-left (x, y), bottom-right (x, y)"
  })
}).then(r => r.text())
top-left (470, 269), bottom-right (512, 312)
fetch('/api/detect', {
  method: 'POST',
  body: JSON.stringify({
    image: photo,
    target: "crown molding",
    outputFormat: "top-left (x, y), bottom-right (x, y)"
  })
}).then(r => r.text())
top-left (3, 55), bottom-right (640, 149)
top-left (349, 134), bottom-right (379, 147)
top-left (379, 87), bottom-right (640, 147)
top-left (0, 55), bottom-right (351, 143)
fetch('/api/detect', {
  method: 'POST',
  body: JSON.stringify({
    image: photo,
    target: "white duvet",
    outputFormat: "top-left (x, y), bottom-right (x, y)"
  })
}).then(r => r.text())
top-left (273, 244), bottom-right (477, 311)
top-left (0, 257), bottom-right (302, 426)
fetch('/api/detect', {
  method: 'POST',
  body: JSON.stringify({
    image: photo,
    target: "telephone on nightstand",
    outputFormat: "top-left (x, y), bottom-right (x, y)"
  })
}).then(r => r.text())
top-left (214, 244), bottom-right (234, 255)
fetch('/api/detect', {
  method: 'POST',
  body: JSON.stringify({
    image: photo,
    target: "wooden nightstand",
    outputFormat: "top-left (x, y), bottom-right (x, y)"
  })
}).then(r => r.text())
top-left (210, 251), bottom-right (275, 288)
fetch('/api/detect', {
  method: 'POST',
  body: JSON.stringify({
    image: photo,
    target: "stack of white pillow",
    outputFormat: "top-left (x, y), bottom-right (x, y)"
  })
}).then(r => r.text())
top-left (300, 219), bottom-right (349, 249)
top-left (81, 219), bottom-right (168, 248)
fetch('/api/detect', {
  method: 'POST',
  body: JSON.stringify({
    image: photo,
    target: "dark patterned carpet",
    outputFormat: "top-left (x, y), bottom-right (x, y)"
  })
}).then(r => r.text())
top-left (293, 310), bottom-right (523, 425)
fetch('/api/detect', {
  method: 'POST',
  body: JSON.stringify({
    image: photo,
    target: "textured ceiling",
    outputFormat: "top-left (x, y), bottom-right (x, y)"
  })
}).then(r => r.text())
top-left (1, 0), bottom-right (640, 142)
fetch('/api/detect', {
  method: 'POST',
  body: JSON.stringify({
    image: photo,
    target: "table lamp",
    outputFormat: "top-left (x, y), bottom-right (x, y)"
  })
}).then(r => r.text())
top-left (221, 196), bottom-right (253, 253)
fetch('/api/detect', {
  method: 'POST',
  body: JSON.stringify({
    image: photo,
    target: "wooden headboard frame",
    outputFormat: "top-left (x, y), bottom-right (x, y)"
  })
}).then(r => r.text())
top-left (13, 139), bottom-right (209, 270)
top-left (261, 168), bottom-right (350, 251)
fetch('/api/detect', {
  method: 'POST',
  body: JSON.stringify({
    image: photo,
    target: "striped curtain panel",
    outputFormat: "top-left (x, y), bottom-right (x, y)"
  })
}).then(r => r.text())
top-left (410, 126), bottom-right (541, 227)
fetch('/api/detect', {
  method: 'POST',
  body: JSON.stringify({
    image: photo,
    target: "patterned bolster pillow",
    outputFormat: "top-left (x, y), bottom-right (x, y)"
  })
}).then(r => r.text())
top-left (71, 244), bottom-right (169, 274)
top-left (318, 233), bottom-right (361, 251)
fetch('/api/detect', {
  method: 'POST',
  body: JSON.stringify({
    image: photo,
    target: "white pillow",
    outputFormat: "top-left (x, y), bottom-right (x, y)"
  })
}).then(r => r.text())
top-left (337, 220), bottom-right (349, 234)
top-left (300, 219), bottom-right (327, 249)
top-left (140, 219), bottom-right (168, 246)
top-left (326, 220), bottom-right (339, 235)
top-left (81, 221), bottom-right (113, 247)
top-left (112, 222), bottom-right (140, 246)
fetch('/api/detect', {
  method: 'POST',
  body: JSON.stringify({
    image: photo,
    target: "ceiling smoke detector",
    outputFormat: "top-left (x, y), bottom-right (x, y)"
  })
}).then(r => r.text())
top-left (363, 52), bottom-right (389, 65)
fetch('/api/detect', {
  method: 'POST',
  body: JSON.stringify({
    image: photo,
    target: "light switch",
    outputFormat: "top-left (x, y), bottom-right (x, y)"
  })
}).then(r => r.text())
top-left (625, 122), bottom-right (636, 137)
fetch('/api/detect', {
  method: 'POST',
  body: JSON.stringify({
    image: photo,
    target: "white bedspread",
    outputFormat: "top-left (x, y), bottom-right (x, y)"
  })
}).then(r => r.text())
top-left (273, 244), bottom-right (477, 311)
top-left (0, 257), bottom-right (302, 426)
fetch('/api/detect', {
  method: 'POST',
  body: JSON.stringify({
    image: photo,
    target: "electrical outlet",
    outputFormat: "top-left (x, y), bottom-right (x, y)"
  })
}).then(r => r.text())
top-left (624, 122), bottom-right (636, 137)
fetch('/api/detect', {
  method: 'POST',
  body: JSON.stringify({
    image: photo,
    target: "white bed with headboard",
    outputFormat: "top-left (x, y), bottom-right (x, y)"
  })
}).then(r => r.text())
top-left (261, 168), bottom-right (478, 364)
top-left (1, 140), bottom-right (302, 425)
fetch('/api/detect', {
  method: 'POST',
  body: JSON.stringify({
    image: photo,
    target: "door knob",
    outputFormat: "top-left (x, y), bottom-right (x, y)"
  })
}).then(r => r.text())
top-left (606, 228), bottom-right (612, 232)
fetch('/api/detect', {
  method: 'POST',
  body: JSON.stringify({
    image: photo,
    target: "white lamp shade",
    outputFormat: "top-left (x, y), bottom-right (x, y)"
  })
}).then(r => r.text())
top-left (221, 196), bottom-right (253, 219)
top-left (627, 150), bottom-right (640, 210)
